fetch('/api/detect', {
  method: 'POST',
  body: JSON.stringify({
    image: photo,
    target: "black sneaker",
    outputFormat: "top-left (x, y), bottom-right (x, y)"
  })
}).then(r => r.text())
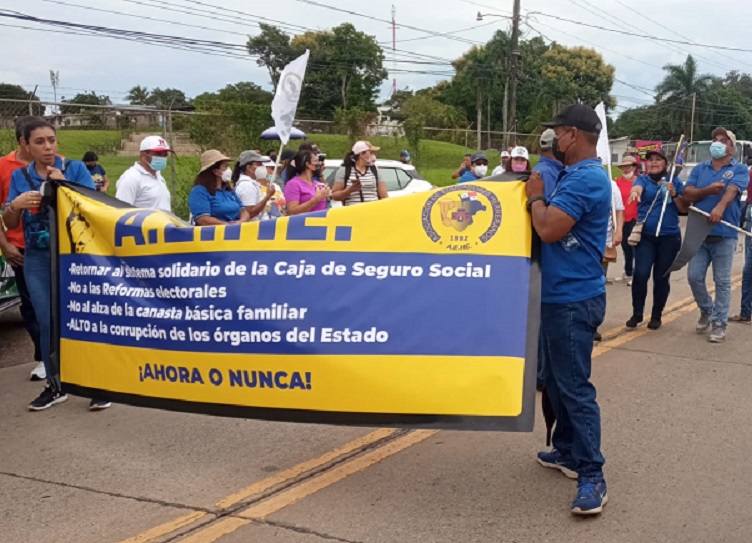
top-left (626, 314), bottom-right (643, 329)
top-left (594, 330), bottom-right (602, 342)
top-left (647, 318), bottom-right (662, 330)
top-left (89, 399), bottom-right (112, 411)
top-left (28, 386), bottom-right (68, 412)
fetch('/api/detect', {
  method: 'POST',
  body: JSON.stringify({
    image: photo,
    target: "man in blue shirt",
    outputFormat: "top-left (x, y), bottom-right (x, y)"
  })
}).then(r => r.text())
top-left (533, 128), bottom-right (564, 199)
top-left (683, 127), bottom-right (749, 343)
top-left (457, 152), bottom-right (488, 183)
top-left (526, 104), bottom-right (611, 516)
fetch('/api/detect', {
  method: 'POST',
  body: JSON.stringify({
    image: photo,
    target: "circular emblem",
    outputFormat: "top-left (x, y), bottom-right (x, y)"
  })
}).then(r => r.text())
top-left (723, 171), bottom-right (733, 180)
top-left (282, 73), bottom-right (302, 101)
top-left (421, 185), bottom-right (502, 251)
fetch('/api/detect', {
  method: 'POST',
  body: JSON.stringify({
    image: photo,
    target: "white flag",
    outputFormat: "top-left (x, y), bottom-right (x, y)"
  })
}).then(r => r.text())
top-left (594, 102), bottom-right (611, 172)
top-left (272, 50), bottom-right (310, 145)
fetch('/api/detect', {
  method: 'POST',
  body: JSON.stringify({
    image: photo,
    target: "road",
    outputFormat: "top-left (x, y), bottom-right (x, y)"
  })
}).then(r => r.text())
top-left (2, 247), bottom-right (751, 543)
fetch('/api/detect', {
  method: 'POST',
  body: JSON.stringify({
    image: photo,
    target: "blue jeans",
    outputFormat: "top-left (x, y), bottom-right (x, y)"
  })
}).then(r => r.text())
top-left (687, 237), bottom-right (736, 326)
top-left (621, 219), bottom-right (636, 277)
top-left (540, 293), bottom-right (606, 482)
top-left (11, 251), bottom-right (42, 361)
top-left (632, 233), bottom-right (682, 319)
top-left (23, 248), bottom-right (54, 387)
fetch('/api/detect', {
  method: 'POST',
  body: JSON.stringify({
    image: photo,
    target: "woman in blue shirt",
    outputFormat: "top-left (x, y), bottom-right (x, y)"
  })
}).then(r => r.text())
top-left (4, 118), bottom-right (105, 411)
top-left (625, 150), bottom-right (689, 330)
top-left (189, 150), bottom-right (250, 225)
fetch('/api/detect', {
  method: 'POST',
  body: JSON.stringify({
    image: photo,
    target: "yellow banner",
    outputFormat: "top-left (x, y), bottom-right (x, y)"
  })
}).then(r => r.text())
top-left (57, 182), bottom-right (539, 430)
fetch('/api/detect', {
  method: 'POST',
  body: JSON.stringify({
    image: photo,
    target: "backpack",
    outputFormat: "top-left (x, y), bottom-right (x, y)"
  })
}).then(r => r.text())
top-left (342, 162), bottom-right (379, 205)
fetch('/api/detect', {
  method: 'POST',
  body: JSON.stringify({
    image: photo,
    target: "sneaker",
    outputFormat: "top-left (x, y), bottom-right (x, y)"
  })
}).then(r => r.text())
top-left (537, 449), bottom-right (578, 479)
top-left (729, 315), bottom-right (752, 324)
top-left (626, 277), bottom-right (633, 286)
top-left (28, 386), bottom-right (68, 411)
top-left (647, 318), bottom-right (662, 330)
top-left (29, 361), bottom-right (46, 381)
top-left (89, 399), bottom-right (112, 411)
top-left (571, 480), bottom-right (608, 516)
top-left (594, 331), bottom-right (602, 342)
top-left (708, 325), bottom-right (726, 343)
top-left (696, 312), bottom-right (711, 333)
top-left (626, 314), bottom-right (643, 329)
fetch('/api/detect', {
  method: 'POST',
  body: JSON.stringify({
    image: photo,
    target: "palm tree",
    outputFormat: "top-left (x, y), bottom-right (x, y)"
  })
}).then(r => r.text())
top-left (126, 85), bottom-right (150, 105)
top-left (655, 55), bottom-right (712, 136)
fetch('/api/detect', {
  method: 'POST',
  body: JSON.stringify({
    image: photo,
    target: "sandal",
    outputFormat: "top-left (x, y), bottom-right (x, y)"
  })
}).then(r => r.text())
top-left (729, 315), bottom-right (752, 324)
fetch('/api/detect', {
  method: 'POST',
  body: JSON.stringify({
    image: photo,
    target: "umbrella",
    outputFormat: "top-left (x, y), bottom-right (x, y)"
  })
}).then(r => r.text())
top-left (260, 127), bottom-right (307, 141)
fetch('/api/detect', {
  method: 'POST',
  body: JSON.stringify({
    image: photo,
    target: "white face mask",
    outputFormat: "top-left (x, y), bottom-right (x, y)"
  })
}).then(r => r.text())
top-left (623, 171), bottom-right (635, 180)
top-left (474, 165), bottom-right (488, 177)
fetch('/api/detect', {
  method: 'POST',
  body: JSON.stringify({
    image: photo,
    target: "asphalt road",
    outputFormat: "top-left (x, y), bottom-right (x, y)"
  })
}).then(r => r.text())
top-left (1, 246), bottom-right (750, 543)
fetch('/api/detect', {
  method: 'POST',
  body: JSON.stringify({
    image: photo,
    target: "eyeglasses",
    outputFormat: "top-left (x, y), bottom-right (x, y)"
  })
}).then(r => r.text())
top-left (475, 160), bottom-right (489, 166)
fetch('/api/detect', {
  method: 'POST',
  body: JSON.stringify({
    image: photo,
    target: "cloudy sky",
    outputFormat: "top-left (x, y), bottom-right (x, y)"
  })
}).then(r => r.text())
top-left (2, 0), bottom-right (750, 120)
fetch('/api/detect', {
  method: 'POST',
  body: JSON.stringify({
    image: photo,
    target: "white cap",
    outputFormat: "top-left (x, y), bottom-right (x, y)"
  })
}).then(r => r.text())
top-left (500, 151), bottom-right (511, 158)
top-left (139, 135), bottom-right (173, 153)
top-left (539, 128), bottom-right (555, 149)
top-left (352, 140), bottom-right (380, 155)
top-left (510, 146), bottom-right (529, 160)
top-left (263, 161), bottom-right (276, 168)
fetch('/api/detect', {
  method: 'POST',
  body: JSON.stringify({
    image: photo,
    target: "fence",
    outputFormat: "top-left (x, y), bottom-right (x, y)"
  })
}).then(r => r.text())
top-left (0, 98), bottom-right (551, 220)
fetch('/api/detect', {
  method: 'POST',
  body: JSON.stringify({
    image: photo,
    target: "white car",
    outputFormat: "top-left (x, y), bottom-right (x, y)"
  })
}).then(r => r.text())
top-left (322, 159), bottom-right (433, 205)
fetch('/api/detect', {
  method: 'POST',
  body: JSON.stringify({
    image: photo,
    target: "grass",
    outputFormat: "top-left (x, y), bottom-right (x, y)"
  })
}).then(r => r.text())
top-left (3, 129), bottom-right (546, 220)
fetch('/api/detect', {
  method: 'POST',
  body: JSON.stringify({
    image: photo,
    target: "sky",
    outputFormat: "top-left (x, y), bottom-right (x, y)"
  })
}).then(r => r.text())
top-left (1, 0), bottom-right (751, 123)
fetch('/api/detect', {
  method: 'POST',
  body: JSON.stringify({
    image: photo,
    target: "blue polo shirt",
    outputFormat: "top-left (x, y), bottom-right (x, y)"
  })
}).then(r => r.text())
top-left (533, 156), bottom-right (564, 199)
top-left (633, 174), bottom-right (684, 236)
top-left (457, 170), bottom-right (480, 183)
top-left (189, 184), bottom-right (243, 223)
top-left (686, 159), bottom-right (748, 238)
top-left (8, 157), bottom-right (95, 250)
top-left (542, 158), bottom-right (611, 304)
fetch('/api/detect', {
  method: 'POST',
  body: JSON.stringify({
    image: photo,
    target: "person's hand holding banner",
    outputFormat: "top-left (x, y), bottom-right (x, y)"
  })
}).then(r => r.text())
top-left (525, 171), bottom-right (545, 198)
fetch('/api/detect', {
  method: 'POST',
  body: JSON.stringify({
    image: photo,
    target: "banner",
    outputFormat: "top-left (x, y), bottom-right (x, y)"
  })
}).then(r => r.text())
top-left (635, 140), bottom-right (662, 162)
top-left (668, 207), bottom-right (717, 273)
top-left (272, 50), bottom-right (310, 146)
top-left (55, 181), bottom-right (539, 430)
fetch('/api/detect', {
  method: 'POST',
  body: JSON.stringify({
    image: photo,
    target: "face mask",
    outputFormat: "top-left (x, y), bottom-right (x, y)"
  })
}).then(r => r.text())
top-left (552, 136), bottom-right (568, 163)
top-left (367, 156), bottom-right (377, 167)
top-left (649, 172), bottom-right (665, 182)
top-left (266, 175), bottom-right (273, 182)
top-left (150, 156), bottom-right (168, 171)
top-left (511, 161), bottom-right (527, 172)
top-left (710, 141), bottom-right (728, 160)
top-left (623, 171), bottom-right (634, 180)
top-left (474, 165), bottom-right (488, 177)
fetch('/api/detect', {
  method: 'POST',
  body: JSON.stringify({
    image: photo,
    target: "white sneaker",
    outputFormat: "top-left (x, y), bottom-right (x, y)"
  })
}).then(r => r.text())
top-left (30, 361), bottom-right (46, 381)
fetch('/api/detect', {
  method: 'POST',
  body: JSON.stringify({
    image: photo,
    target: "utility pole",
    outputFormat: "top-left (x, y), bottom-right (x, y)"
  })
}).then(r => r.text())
top-left (689, 92), bottom-right (696, 142)
top-left (391, 5), bottom-right (397, 95)
top-left (508, 0), bottom-right (521, 146)
top-left (487, 94), bottom-right (491, 149)
top-left (477, 87), bottom-right (482, 150)
top-left (49, 70), bottom-right (59, 114)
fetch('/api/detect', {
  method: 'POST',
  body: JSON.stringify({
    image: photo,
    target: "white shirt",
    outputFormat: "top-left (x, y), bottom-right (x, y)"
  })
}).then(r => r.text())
top-left (492, 165), bottom-right (505, 176)
top-left (115, 162), bottom-right (172, 213)
top-left (235, 174), bottom-right (264, 221)
top-left (607, 180), bottom-right (625, 246)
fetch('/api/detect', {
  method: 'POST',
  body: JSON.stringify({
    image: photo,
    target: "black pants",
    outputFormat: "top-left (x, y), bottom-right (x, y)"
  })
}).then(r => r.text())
top-left (11, 251), bottom-right (42, 362)
top-left (621, 220), bottom-right (636, 277)
top-left (631, 233), bottom-right (682, 320)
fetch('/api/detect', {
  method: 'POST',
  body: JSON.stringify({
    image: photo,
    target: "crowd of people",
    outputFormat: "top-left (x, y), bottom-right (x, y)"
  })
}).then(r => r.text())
top-left (2, 108), bottom-right (751, 517)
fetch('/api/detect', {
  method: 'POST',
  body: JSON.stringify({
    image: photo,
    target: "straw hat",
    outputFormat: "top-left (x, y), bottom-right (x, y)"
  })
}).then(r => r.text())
top-left (199, 150), bottom-right (231, 174)
top-left (618, 155), bottom-right (638, 168)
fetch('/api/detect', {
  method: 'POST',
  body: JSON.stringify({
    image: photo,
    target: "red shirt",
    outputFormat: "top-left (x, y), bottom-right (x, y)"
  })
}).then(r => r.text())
top-left (615, 176), bottom-right (639, 222)
top-left (746, 169), bottom-right (752, 196)
top-left (0, 151), bottom-right (27, 248)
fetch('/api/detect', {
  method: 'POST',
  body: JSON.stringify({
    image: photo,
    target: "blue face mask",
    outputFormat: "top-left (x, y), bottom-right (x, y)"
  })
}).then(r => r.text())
top-left (150, 156), bottom-right (168, 171)
top-left (710, 141), bottom-right (728, 160)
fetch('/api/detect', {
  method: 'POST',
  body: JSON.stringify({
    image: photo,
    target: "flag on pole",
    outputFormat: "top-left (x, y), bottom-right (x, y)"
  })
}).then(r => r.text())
top-left (594, 102), bottom-right (610, 172)
top-left (272, 50), bottom-right (310, 146)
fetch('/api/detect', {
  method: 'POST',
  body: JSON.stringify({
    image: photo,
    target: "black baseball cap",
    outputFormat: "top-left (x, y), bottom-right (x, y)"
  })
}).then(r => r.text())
top-left (645, 149), bottom-right (668, 162)
top-left (542, 104), bottom-right (602, 134)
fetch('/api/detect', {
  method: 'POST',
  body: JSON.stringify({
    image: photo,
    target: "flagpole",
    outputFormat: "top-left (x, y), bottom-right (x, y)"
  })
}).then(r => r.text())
top-left (689, 206), bottom-right (752, 238)
top-left (272, 142), bottom-right (285, 186)
top-left (656, 135), bottom-right (685, 237)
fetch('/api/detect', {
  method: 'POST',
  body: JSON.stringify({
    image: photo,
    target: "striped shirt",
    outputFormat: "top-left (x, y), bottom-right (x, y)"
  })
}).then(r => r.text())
top-left (335, 165), bottom-right (381, 206)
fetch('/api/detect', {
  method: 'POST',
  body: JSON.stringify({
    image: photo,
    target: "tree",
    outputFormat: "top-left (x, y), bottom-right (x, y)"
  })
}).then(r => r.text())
top-left (147, 88), bottom-right (189, 109)
top-left (539, 45), bottom-right (615, 109)
top-left (126, 85), bottom-right (150, 105)
top-left (0, 83), bottom-right (44, 116)
top-left (334, 107), bottom-right (377, 145)
top-left (654, 55), bottom-right (712, 135)
top-left (59, 92), bottom-right (111, 114)
top-left (246, 24), bottom-right (295, 89)
top-left (402, 95), bottom-right (465, 164)
top-left (382, 88), bottom-right (414, 121)
top-left (194, 82), bottom-right (272, 107)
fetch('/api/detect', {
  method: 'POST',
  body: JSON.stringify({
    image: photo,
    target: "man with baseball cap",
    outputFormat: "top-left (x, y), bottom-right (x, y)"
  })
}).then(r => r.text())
top-left (683, 126), bottom-right (749, 342)
top-left (115, 135), bottom-right (173, 213)
top-left (526, 103), bottom-right (611, 515)
top-left (457, 151), bottom-right (489, 183)
top-left (533, 128), bottom-right (564, 198)
top-left (492, 150), bottom-right (511, 176)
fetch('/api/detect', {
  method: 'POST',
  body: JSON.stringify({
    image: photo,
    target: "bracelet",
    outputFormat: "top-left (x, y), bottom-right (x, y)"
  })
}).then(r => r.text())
top-left (526, 195), bottom-right (545, 212)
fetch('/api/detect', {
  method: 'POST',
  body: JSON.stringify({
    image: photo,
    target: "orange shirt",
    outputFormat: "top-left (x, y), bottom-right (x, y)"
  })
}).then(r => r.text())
top-left (0, 151), bottom-right (28, 248)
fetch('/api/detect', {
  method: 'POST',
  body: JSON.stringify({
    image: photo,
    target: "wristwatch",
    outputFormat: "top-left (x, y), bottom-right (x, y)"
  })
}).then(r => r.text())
top-left (526, 195), bottom-right (545, 212)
